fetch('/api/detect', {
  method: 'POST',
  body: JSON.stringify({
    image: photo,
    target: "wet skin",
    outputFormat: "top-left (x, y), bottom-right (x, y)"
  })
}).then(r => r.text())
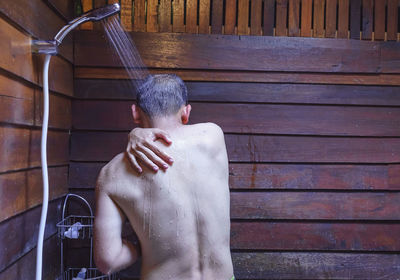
top-left (94, 122), bottom-right (234, 280)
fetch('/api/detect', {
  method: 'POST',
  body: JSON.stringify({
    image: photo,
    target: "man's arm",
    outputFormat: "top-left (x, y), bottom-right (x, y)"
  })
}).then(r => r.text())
top-left (94, 180), bottom-right (139, 274)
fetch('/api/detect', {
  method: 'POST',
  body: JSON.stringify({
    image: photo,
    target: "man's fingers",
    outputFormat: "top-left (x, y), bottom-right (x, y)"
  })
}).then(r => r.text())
top-left (125, 151), bottom-right (142, 173)
top-left (137, 145), bottom-right (169, 170)
top-left (142, 141), bottom-right (173, 164)
top-left (134, 150), bottom-right (160, 172)
top-left (152, 129), bottom-right (172, 145)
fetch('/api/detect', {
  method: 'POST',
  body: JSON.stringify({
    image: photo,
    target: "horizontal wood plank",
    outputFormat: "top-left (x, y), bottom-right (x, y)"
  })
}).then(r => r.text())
top-left (0, 16), bottom-right (35, 85)
top-left (74, 79), bottom-right (400, 106)
top-left (73, 100), bottom-right (400, 136)
top-left (227, 134), bottom-right (400, 163)
top-left (0, 74), bottom-right (71, 129)
top-left (0, 198), bottom-right (62, 272)
top-left (67, 189), bottom-right (400, 252)
top-left (63, 249), bottom-right (400, 279)
top-left (230, 163), bottom-right (400, 190)
top-left (37, 55), bottom-right (74, 97)
top-left (69, 163), bottom-right (103, 189)
top-left (0, 166), bottom-right (68, 222)
top-left (69, 162), bottom-right (400, 191)
top-left (0, 74), bottom-right (34, 126)
top-left (74, 31), bottom-right (384, 73)
top-left (68, 170), bottom-right (400, 220)
top-left (231, 252), bottom-right (400, 279)
top-left (0, 235), bottom-right (60, 280)
top-left (70, 132), bottom-right (400, 163)
top-left (34, 89), bottom-right (72, 129)
top-left (231, 222), bottom-right (400, 251)
top-left (230, 192), bottom-right (400, 220)
top-left (74, 68), bottom-right (400, 86)
top-left (382, 42), bottom-right (400, 74)
top-left (46, 0), bottom-right (74, 20)
top-left (0, 127), bottom-right (69, 173)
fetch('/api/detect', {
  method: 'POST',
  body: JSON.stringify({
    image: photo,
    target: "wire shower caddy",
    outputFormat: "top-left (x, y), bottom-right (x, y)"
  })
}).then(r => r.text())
top-left (56, 193), bottom-right (119, 280)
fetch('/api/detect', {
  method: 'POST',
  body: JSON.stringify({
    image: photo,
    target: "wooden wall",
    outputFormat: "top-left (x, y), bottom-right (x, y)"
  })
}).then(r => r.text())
top-left (72, 30), bottom-right (400, 279)
top-left (0, 1), bottom-right (73, 279)
top-left (84, 0), bottom-right (400, 41)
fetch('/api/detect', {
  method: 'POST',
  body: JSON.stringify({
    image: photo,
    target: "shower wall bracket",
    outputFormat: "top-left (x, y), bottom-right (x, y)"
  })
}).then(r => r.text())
top-left (31, 40), bottom-right (58, 55)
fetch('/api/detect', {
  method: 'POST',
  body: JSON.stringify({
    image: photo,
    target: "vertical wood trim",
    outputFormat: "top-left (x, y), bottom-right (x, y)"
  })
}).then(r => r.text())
top-left (325, 0), bottom-right (337, 38)
top-left (81, 0), bottom-right (93, 29)
top-left (263, 0), bottom-right (275, 36)
top-left (387, 0), bottom-right (399, 41)
top-left (186, 0), bottom-right (198, 33)
top-left (276, 0), bottom-right (288, 36)
top-left (313, 0), bottom-right (325, 37)
top-left (134, 0), bottom-right (146, 31)
top-left (199, 0), bottom-right (211, 34)
top-left (147, 0), bottom-right (159, 32)
top-left (288, 0), bottom-right (300, 36)
top-left (350, 0), bottom-right (361, 39)
top-left (172, 0), bottom-right (185, 32)
top-left (301, 0), bottom-right (313, 36)
top-left (159, 0), bottom-right (172, 32)
top-left (250, 0), bottom-right (263, 35)
top-left (238, 0), bottom-right (250, 35)
top-left (374, 0), bottom-right (386, 40)
top-left (225, 0), bottom-right (237, 34)
top-left (337, 0), bottom-right (349, 38)
top-left (121, 0), bottom-right (133, 31)
top-left (211, 0), bottom-right (223, 34)
top-left (362, 0), bottom-right (373, 40)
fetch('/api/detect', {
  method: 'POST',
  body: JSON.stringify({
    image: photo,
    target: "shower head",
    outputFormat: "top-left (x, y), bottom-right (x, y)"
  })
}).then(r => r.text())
top-left (54, 3), bottom-right (120, 45)
top-left (81, 3), bottom-right (121, 21)
top-left (32, 3), bottom-right (120, 55)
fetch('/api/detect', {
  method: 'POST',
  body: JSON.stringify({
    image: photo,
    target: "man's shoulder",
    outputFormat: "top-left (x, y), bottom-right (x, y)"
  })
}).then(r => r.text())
top-left (190, 122), bottom-right (224, 138)
top-left (97, 152), bottom-right (128, 190)
top-left (185, 122), bottom-right (226, 154)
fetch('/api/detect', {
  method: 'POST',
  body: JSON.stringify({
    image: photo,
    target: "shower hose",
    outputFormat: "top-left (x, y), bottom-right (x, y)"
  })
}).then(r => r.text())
top-left (36, 54), bottom-right (51, 280)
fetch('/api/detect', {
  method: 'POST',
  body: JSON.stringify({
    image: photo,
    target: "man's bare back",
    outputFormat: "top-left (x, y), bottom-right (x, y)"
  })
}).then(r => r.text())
top-left (94, 123), bottom-right (234, 280)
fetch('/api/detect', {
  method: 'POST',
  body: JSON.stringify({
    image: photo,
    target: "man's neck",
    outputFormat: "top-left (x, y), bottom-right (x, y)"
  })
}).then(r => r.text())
top-left (145, 116), bottom-right (184, 131)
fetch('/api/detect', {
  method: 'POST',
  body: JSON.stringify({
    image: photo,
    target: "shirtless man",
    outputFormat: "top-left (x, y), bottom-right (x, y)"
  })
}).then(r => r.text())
top-left (94, 74), bottom-right (234, 280)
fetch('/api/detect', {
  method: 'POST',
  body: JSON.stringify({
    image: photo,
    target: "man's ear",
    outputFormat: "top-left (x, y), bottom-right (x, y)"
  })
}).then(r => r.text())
top-left (131, 104), bottom-right (141, 124)
top-left (181, 104), bottom-right (192, 124)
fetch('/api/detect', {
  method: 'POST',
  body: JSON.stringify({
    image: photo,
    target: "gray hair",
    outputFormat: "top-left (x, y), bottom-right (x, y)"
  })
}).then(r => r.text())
top-left (137, 74), bottom-right (188, 118)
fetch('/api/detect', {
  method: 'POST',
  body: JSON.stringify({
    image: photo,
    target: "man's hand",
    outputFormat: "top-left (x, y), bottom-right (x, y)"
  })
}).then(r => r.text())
top-left (126, 128), bottom-right (173, 173)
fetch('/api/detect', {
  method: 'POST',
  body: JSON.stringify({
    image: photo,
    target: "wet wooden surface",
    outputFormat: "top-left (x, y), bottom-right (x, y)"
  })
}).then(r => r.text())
top-left (0, 1), bottom-right (72, 277)
top-left (75, 67), bottom-right (400, 86)
top-left (74, 79), bottom-right (400, 105)
top-left (69, 162), bottom-right (400, 191)
top-left (70, 131), bottom-right (400, 164)
top-left (0, 198), bottom-right (62, 273)
top-left (75, 31), bottom-right (399, 74)
top-left (0, 166), bottom-right (68, 222)
top-left (107, 0), bottom-right (400, 42)
top-left (70, 26), bottom-right (400, 279)
top-left (0, 235), bottom-right (60, 280)
top-left (72, 100), bottom-right (400, 136)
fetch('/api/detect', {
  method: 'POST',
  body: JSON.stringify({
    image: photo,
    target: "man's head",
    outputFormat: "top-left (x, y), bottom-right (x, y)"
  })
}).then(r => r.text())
top-left (132, 74), bottom-right (191, 127)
